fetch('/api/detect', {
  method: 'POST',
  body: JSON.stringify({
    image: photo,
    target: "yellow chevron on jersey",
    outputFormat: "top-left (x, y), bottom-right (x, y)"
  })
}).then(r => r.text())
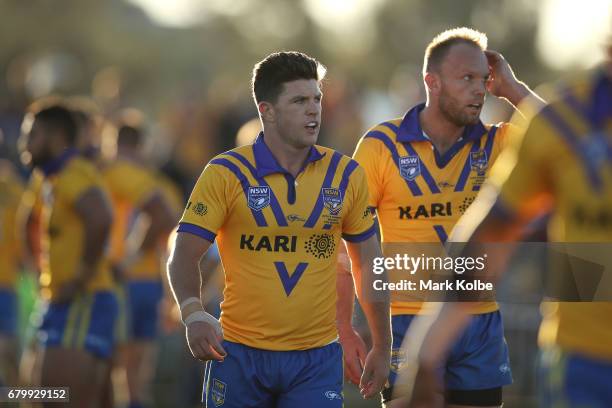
top-left (178, 132), bottom-right (376, 351)
top-left (354, 103), bottom-right (515, 315)
top-left (490, 69), bottom-right (612, 360)
top-left (38, 151), bottom-right (114, 301)
top-left (0, 166), bottom-right (24, 288)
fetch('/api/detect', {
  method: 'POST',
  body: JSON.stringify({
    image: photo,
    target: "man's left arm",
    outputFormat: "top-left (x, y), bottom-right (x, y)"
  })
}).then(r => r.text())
top-left (345, 235), bottom-right (391, 399)
top-left (57, 186), bottom-right (113, 302)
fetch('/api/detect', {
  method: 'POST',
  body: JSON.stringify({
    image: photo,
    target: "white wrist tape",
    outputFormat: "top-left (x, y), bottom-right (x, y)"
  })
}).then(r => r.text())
top-left (180, 297), bottom-right (202, 311)
top-left (183, 310), bottom-right (223, 336)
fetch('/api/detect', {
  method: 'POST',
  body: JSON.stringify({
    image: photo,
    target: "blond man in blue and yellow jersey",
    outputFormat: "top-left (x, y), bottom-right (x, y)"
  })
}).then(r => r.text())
top-left (102, 117), bottom-right (176, 408)
top-left (338, 27), bottom-right (544, 407)
top-left (20, 103), bottom-right (116, 407)
top-left (168, 51), bottom-right (391, 408)
top-left (403, 43), bottom-right (612, 407)
top-left (0, 159), bottom-right (24, 386)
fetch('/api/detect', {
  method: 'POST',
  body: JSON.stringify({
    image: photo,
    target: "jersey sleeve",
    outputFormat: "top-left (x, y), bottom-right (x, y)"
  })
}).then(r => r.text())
top-left (104, 164), bottom-right (158, 207)
top-left (341, 163), bottom-right (376, 242)
top-left (352, 135), bottom-right (386, 209)
top-left (177, 163), bottom-right (231, 242)
top-left (488, 112), bottom-right (557, 219)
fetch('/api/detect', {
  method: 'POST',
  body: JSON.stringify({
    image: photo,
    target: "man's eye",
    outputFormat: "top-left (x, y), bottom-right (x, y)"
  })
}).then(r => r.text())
top-left (463, 75), bottom-right (472, 81)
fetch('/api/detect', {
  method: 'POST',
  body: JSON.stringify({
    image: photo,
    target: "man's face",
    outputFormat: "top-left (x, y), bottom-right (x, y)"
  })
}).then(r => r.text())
top-left (436, 43), bottom-right (490, 127)
top-left (270, 79), bottom-right (322, 149)
top-left (23, 119), bottom-right (53, 168)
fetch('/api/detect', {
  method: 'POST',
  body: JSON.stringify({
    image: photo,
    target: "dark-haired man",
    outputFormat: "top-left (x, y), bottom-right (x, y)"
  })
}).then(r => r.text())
top-left (20, 103), bottom-right (116, 407)
top-left (338, 27), bottom-right (544, 407)
top-left (102, 113), bottom-right (176, 408)
top-left (167, 51), bottom-right (391, 407)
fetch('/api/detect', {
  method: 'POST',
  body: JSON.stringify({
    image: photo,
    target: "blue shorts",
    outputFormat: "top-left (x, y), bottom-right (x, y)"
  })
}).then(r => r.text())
top-left (38, 291), bottom-right (118, 359)
top-left (127, 280), bottom-right (163, 340)
top-left (0, 289), bottom-right (17, 337)
top-left (389, 311), bottom-right (512, 390)
top-left (540, 347), bottom-right (612, 407)
top-left (203, 340), bottom-right (343, 408)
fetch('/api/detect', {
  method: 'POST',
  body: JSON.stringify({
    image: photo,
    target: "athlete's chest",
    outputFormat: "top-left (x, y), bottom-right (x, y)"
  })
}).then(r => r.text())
top-left (224, 169), bottom-right (349, 235)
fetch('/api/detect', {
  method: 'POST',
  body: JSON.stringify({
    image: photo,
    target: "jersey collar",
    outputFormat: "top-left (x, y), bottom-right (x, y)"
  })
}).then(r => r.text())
top-left (396, 102), bottom-right (488, 144)
top-left (253, 132), bottom-right (326, 177)
top-left (40, 148), bottom-right (80, 177)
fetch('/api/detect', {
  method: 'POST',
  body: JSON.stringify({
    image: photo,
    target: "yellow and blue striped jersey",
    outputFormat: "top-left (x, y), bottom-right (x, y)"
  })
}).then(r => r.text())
top-left (354, 103), bottom-right (515, 315)
top-left (0, 165), bottom-right (24, 288)
top-left (102, 158), bottom-right (160, 280)
top-left (179, 133), bottom-right (376, 351)
top-left (39, 150), bottom-right (114, 301)
top-left (490, 69), bottom-right (612, 360)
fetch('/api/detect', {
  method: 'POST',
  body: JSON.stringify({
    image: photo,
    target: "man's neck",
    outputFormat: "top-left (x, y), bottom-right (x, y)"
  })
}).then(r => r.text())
top-left (419, 104), bottom-right (465, 156)
top-left (263, 129), bottom-right (310, 177)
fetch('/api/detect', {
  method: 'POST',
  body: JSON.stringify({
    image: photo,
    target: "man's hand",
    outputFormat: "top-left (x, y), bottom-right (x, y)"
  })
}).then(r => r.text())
top-left (185, 318), bottom-right (227, 362)
top-left (339, 326), bottom-right (367, 385)
top-left (359, 346), bottom-right (390, 399)
top-left (485, 50), bottom-right (531, 107)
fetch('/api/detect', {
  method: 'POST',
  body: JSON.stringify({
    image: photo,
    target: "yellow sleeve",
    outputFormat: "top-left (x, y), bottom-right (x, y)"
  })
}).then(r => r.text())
top-left (177, 163), bottom-right (232, 242)
top-left (104, 163), bottom-right (158, 206)
top-left (352, 135), bottom-right (386, 209)
top-left (341, 163), bottom-right (376, 242)
top-left (489, 113), bottom-right (557, 219)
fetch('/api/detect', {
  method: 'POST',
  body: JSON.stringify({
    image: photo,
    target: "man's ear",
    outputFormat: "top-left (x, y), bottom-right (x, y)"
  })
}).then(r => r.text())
top-left (258, 102), bottom-right (275, 123)
top-left (424, 71), bottom-right (441, 96)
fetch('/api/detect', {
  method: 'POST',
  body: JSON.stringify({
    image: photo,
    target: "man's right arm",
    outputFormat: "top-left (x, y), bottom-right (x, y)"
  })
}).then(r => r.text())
top-left (167, 231), bottom-right (226, 361)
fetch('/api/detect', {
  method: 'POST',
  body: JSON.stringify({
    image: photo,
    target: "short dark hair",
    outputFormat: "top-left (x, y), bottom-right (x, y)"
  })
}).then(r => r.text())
top-left (33, 105), bottom-right (78, 145)
top-left (115, 108), bottom-right (145, 147)
top-left (252, 51), bottom-right (326, 104)
top-left (423, 27), bottom-right (488, 76)
top-left (117, 125), bottom-right (142, 147)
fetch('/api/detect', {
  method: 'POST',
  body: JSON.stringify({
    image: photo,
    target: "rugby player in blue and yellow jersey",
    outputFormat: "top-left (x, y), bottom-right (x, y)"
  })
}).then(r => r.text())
top-left (337, 27), bottom-right (544, 407)
top-left (402, 42), bottom-right (612, 408)
top-left (103, 117), bottom-right (176, 408)
top-left (0, 159), bottom-right (24, 387)
top-left (20, 103), bottom-right (116, 407)
top-left (167, 51), bottom-right (391, 408)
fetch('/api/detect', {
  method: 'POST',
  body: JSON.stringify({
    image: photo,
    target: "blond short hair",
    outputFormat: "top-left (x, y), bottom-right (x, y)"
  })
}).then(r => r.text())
top-left (423, 27), bottom-right (488, 76)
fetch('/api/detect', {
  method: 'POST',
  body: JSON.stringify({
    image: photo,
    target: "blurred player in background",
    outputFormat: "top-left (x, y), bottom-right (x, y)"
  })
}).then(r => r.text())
top-left (400, 40), bottom-right (612, 408)
top-left (338, 27), bottom-right (544, 407)
top-left (0, 158), bottom-right (24, 387)
top-left (167, 51), bottom-right (391, 407)
top-left (20, 102), bottom-right (116, 407)
top-left (102, 111), bottom-right (176, 408)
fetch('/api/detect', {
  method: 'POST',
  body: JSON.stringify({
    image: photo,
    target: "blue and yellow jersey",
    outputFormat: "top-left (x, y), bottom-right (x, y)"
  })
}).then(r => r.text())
top-left (354, 103), bottom-right (515, 315)
top-left (20, 169), bottom-right (45, 270)
top-left (130, 173), bottom-right (183, 280)
top-left (178, 133), bottom-right (376, 351)
top-left (39, 151), bottom-right (114, 301)
top-left (489, 69), bottom-right (612, 360)
top-left (102, 158), bottom-right (160, 280)
top-left (0, 164), bottom-right (24, 288)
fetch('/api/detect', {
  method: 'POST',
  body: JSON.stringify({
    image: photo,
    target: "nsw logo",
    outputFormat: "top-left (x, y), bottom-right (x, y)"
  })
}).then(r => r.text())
top-left (470, 150), bottom-right (488, 175)
top-left (399, 156), bottom-right (420, 181)
top-left (247, 186), bottom-right (270, 211)
top-left (211, 378), bottom-right (227, 406)
top-left (322, 188), bottom-right (343, 215)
